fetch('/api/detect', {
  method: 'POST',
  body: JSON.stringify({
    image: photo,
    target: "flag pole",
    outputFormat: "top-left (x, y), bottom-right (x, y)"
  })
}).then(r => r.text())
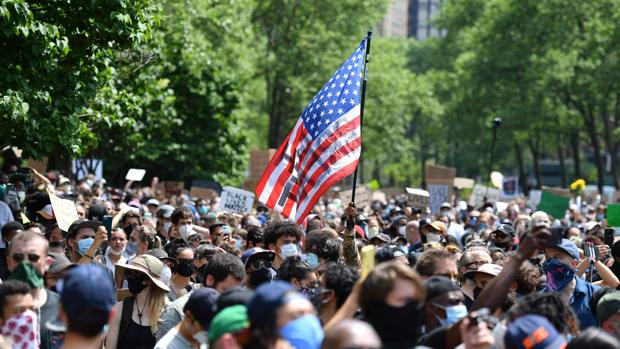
top-left (351, 31), bottom-right (372, 205)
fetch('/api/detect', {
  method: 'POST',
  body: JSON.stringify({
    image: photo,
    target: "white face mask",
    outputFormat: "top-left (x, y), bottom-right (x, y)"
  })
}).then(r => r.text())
top-left (280, 243), bottom-right (298, 258)
top-left (163, 221), bottom-right (172, 234)
top-left (161, 265), bottom-right (172, 284)
top-left (193, 330), bottom-right (208, 344)
top-left (427, 232), bottom-right (441, 243)
top-left (108, 246), bottom-right (125, 256)
top-left (367, 227), bottom-right (379, 239)
top-left (179, 224), bottom-right (194, 241)
top-left (398, 225), bottom-right (407, 236)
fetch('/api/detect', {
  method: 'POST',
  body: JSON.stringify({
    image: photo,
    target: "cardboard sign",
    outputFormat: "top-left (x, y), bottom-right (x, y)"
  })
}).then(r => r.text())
top-left (218, 186), bottom-right (255, 213)
top-left (190, 187), bottom-right (219, 200)
top-left (339, 186), bottom-right (370, 208)
top-left (125, 169), bottom-right (146, 181)
top-left (72, 158), bottom-right (103, 180)
top-left (191, 180), bottom-right (223, 195)
top-left (162, 181), bottom-right (184, 196)
top-left (469, 184), bottom-right (501, 207)
top-left (425, 164), bottom-right (457, 180)
top-left (454, 177), bottom-right (475, 189)
top-left (502, 176), bottom-right (519, 198)
top-left (372, 191), bottom-right (387, 204)
top-left (48, 192), bottom-right (79, 232)
top-left (607, 204), bottom-right (620, 227)
top-left (26, 157), bottom-right (48, 174)
top-left (406, 187), bottom-right (430, 209)
top-left (428, 184), bottom-right (450, 214)
top-left (538, 190), bottom-right (570, 219)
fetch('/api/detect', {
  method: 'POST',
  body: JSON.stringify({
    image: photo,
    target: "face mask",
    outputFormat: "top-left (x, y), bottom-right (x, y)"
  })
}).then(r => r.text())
top-left (8, 262), bottom-right (44, 289)
top-left (365, 300), bottom-right (423, 344)
top-left (127, 276), bottom-right (148, 295)
top-left (469, 217), bottom-right (477, 226)
top-left (198, 206), bottom-right (208, 215)
top-left (125, 241), bottom-right (138, 255)
top-left (473, 287), bottom-right (483, 300)
top-left (1, 309), bottom-right (38, 348)
top-left (77, 237), bottom-right (94, 256)
top-left (597, 213), bottom-right (605, 221)
top-left (543, 259), bottom-right (575, 291)
top-left (123, 224), bottom-right (136, 236)
top-left (235, 239), bottom-right (243, 251)
top-left (427, 233), bottom-right (441, 243)
top-left (441, 210), bottom-right (450, 218)
top-left (476, 223), bottom-right (487, 233)
top-left (398, 225), bottom-right (407, 236)
top-left (176, 260), bottom-right (194, 277)
top-left (161, 265), bottom-right (172, 284)
top-left (303, 286), bottom-right (329, 313)
top-left (17, 191), bottom-right (25, 203)
top-left (306, 253), bottom-right (320, 269)
top-left (107, 245), bottom-right (124, 256)
top-left (433, 304), bottom-right (468, 326)
top-left (179, 224), bottom-right (194, 241)
top-left (367, 227), bottom-right (379, 239)
top-left (494, 241), bottom-right (511, 251)
top-left (249, 268), bottom-right (273, 287)
top-left (193, 330), bottom-right (209, 344)
top-left (280, 314), bottom-right (324, 349)
top-left (400, 245), bottom-right (409, 254)
top-left (163, 222), bottom-right (172, 234)
top-left (280, 243), bottom-right (298, 258)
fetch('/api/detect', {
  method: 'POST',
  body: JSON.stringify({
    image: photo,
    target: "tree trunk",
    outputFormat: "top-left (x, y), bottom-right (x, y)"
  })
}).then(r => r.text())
top-left (571, 132), bottom-right (582, 179)
top-left (514, 142), bottom-right (528, 195)
top-left (556, 134), bottom-right (567, 188)
top-left (528, 137), bottom-right (542, 189)
top-left (584, 107), bottom-right (605, 193)
top-left (602, 104), bottom-right (619, 189)
top-left (267, 72), bottom-right (287, 148)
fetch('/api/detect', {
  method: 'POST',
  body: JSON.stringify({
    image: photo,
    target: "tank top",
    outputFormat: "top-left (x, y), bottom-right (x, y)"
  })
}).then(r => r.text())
top-left (117, 297), bottom-right (156, 349)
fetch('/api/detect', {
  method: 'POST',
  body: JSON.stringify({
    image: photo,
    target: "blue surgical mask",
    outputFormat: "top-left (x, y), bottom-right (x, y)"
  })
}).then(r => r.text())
top-left (77, 238), bottom-right (94, 256)
top-left (306, 253), bottom-right (320, 268)
top-left (543, 259), bottom-right (575, 291)
top-left (433, 303), bottom-right (468, 326)
top-left (125, 241), bottom-right (138, 255)
top-left (198, 206), bottom-right (208, 215)
top-left (597, 213), bottom-right (605, 221)
top-left (235, 238), bottom-right (243, 251)
top-left (280, 314), bottom-right (324, 349)
top-left (280, 243), bottom-right (298, 258)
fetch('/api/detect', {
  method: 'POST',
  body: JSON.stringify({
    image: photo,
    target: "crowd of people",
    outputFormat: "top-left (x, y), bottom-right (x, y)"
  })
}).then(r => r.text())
top-left (1, 164), bottom-right (620, 349)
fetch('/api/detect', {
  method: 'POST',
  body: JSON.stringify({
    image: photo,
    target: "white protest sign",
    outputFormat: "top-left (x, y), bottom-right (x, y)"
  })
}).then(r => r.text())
top-left (428, 184), bottom-right (450, 214)
top-left (469, 184), bottom-right (501, 207)
top-left (527, 190), bottom-right (542, 207)
top-left (218, 186), bottom-right (255, 214)
top-left (495, 201), bottom-right (509, 212)
top-left (406, 187), bottom-right (430, 209)
top-left (48, 192), bottom-right (79, 232)
top-left (125, 169), bottom-right (146, 181)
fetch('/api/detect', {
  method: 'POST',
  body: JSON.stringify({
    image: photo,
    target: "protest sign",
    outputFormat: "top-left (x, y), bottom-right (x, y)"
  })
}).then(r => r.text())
top-left (72, 158), bottom-right (103, 180)
top-left (372, 191), bottom-right (387, 204)
top-left (218, 186), bottom-right (255, 214)
top-left (125, 169), bottom-right (146, 181)
top-left (502, 176), bottom-right (519, 198)
top-left (48, 191), bottom-right (79, 232)
top-left (538, 191), bottom-right (570, 219)
top-left (607, 204), bottom-right (620, 227)
top-left (428, 184), bottom-right (450, 214)
top-left (469, 184), bottom-right (501, 207)
top-left (26, 157), bottom-right (48, 174)
top-left (191, 179), bottom-right (223, 195)
top-left (190, 187), bottom-right (219, 200)
top-left (495, 201), bottom-right (509, 212)
top-left (527, 190), bottom-right (542, 207)
top-left (406, 187), bottom-right (430, 210)
top-left (425, 164), bottom-right (456, 180)
top-left (159, 181), bottom-right (184, 196)
top-left (542, 187), bottom-right (571, 198)
top-left (339, 186), bottom-right (370, 208)
top-left (454, 177), bottom-right (475, 189)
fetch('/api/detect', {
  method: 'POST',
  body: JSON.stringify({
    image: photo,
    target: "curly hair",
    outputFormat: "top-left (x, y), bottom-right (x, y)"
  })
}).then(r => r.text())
top-left (262, 220), bottom-right (302, 248)
top-left (514, 260), bottom-right (541, 295)
top-left (277, 256), bottom-right (313, 283)
top-left (508, 292), bottom-right (580, 336)
top-left (323, 263), bottom-right (359, 308)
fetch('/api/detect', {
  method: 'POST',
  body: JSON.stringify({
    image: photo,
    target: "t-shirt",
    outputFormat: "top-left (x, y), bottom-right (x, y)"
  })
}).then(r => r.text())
top-left (154, 327), bottom-right (206, 349)
top-left (40, 289), bottom-right (61, 349)
top-left (157, 292), bottom-right (192, 342)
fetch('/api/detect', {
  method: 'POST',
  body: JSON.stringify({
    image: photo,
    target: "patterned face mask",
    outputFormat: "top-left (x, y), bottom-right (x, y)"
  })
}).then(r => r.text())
top-left (543, 259), bottom-right (575, 291)
top-left (1, 309), bottom-right (39, 349)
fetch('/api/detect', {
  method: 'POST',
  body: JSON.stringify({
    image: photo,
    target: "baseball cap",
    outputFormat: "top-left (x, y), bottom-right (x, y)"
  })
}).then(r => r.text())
top-left (36, 204), bottom-right (54, 220)
top-left (184, 288), bottom-right (220, 331)
top-left (494, 224), bottom-right (516, 237)
top-left (248, 281), bottom-right (295, 324)
top-left (354, 225), bottom-right (366, 239)
top-left (597, 291), bottom-right (620, 324)
top-left (440, 202), bottom-right (451, 209)
top-left (67, 219), bottom-right (101, 238)
top-left (464, 263), bottom-right (503, 279)
top-left (157, 204), bottom-right (175, 219)
top-left (375, 245), bottom-right (407, 264)
top-left (146, 199), bottom-right (160, 207)
top-left (241, 247), bottom-right (275, 267)
top-left (424, 276), bottom-right (461, 301)
top-left (208, 305), bottom-right (249, 343)
top-left (370, 233), bottom-right (391, 244)
top-left (547, 239), bottom-right (580, 261)
top-left (585, 221), bottom-right (600, 232)
top-left (423, 221), bottom-right (448, 235)
top-left (504, 314), bottom-right (566, 349)
top-left (47, 252), bottom-right (75, 274)
top-left (217, 287), bottom-right (255, 312)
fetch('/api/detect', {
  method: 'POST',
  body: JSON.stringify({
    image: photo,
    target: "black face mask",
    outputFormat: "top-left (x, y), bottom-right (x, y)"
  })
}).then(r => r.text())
top-left (248, 268), bottom-right (272, 288)
top-left (494, 241), bottom-right (511, 250)
top-left (365, 300), bottom-right (423, 345)
top-left (127, 277), bottom-right (148, 295)
top-left (473, 286), bottom-right (483, 300)
top-left (176, 260), bottom-right (194, 278)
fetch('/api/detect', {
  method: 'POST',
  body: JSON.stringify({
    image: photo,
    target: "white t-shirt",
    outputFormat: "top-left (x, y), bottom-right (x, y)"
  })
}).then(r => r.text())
top-left (154, 327), bottom-right (207, 349)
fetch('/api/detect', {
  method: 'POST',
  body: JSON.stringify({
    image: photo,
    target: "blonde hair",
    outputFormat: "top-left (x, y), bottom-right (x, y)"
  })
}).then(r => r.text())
top-left (146, 283), bottom-right (169, 334)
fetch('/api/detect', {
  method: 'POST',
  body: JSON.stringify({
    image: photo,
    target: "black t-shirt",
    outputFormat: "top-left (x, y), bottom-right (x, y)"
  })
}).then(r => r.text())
top-left (39, 289), bottom-right (61, 349)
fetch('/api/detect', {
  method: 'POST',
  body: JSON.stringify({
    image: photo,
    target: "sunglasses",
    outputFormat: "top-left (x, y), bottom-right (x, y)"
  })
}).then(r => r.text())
top-left (11, 253), bottom-right (41, 263)
top-left (250, 259), bottom-right (272, 270)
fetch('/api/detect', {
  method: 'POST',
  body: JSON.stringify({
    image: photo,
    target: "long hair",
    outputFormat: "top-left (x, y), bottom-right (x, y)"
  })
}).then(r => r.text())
top-left (145, 283), bottom-right (169, 335)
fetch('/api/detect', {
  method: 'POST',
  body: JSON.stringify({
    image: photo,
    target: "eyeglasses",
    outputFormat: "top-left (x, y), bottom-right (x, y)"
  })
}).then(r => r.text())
top-left (250, 259), bottom-right (272, 270)
top-left (11, 253), bottom-right (41, 263)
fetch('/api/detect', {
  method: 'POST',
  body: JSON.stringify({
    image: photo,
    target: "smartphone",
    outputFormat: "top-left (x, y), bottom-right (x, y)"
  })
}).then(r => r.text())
top-left (102, 215), bottom-right (113, 240)
top-left (604, 228), bottom-right (615, 247)
top-left (584, 242), bottom-right (601, 260)
top-left (547, 227), bottom-right (564, 247)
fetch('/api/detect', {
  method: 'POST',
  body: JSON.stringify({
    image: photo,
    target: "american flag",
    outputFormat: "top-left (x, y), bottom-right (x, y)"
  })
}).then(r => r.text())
top-left (256, 39), bottom-right (367, 225)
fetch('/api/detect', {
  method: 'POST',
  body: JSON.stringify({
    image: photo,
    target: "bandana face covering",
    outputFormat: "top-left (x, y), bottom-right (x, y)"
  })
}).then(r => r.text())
top-left (543, 259), bottom-right (575, 291)
top-left (8, 262), bottom-right (44, 289)
top-left (1, 309), bottom-right (39, 349)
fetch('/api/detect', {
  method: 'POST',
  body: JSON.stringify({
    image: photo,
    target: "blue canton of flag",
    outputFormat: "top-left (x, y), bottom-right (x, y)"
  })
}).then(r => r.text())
top-left (301, 40), bottom-right (366, 139)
